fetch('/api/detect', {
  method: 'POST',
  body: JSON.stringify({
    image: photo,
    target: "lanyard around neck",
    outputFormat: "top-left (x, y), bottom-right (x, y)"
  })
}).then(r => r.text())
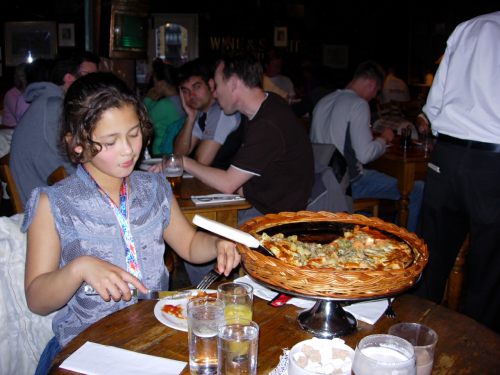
top-left (82, 167), bottom-right (142, 280)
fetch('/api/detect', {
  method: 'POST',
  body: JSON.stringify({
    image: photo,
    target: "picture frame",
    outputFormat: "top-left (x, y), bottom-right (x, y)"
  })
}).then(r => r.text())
top-left (274, 26), bottom-right (288, 47)
top-left (58, 23), bottom-right (75, 47)
top-left (323, 44), bottom-right (349, 69)
top-left (109, 0), bottom-right (148, 59)
top-left (4, 21), bottom-right (57, 66)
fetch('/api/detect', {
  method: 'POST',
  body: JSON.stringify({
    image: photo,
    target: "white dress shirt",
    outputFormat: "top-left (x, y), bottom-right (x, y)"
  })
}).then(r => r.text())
top-left (423, 11), bottom-right (500, 144)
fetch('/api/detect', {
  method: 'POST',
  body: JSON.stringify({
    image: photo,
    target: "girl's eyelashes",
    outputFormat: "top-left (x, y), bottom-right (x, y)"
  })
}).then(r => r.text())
top-left (129, 129), bottom-right (140, 138)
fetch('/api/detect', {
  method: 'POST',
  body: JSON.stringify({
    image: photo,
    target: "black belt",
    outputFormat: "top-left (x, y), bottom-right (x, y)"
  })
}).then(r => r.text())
top-left (438, 134), bottom-right (500, 152)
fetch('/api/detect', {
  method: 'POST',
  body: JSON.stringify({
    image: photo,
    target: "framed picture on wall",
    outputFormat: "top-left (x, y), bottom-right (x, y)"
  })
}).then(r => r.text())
top-left (109, 0), bottom-right (148, 59)
top-left (274, 27), bottom-right (288, 47)
top-left (58, 23), bottom-right (75, 47)
top-left (4, 21), bottom-right (57, 66)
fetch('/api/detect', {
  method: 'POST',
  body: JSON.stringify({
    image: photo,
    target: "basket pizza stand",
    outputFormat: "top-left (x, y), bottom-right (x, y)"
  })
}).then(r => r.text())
top-left (237, 211), bottom-right (429, 338)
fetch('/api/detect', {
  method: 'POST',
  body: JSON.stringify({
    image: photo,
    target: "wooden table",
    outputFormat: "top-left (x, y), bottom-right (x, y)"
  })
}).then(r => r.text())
top-left (178, 176), bottom-right (251, 228)
top-left (49, 293), bottom-right (500, 374)
top-left (367, 142), bottom-right (429, 228)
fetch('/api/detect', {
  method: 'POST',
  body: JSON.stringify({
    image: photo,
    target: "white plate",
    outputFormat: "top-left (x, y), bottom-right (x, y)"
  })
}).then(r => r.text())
top-left (142, 158), bottom-right (162, 165)
top-left (153, 289), bottom-right (217, 332)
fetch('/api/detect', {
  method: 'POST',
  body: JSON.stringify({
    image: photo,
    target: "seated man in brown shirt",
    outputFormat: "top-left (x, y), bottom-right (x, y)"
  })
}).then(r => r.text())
top-left (183, 52), bottom-right (314, 225)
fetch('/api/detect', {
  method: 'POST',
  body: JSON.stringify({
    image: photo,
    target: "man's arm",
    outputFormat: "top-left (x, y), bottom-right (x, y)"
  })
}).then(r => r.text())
top-left (174, 90), bottom-right (199, 155)
top-left (183, 156), bottom-right (252, 195)
top-left (349, 101), bottom-right (388, 164)
top-left (194, 140), bottom-right (221, 165)
top-left (173, 116), bottom-right (199, 156)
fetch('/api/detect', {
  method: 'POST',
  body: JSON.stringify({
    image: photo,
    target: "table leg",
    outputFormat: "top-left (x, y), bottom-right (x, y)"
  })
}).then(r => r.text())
top-left (396, 163), bottom-right (416, 228)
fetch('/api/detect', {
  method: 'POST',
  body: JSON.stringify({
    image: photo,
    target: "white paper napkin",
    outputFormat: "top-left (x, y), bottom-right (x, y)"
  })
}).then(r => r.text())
top-left (60, 341), bottom-right (187, 375)
top-left (191, 194), bottom-right (245, 205)
top-left (234, 276), bottom-right (389, 325)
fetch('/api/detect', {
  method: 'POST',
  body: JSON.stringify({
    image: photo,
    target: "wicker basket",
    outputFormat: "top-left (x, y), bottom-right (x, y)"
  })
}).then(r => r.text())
top-left (237, 211), bottom-right (428, 299)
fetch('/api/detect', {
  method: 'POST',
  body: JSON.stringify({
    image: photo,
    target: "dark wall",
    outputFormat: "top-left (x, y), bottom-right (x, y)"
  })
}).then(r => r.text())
top-left (1, 0), bottom-right (498, 92)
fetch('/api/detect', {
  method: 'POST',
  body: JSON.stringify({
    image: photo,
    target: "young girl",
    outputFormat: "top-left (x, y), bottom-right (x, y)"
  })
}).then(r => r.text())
top-left (23, 72), bottom-right (240, 374)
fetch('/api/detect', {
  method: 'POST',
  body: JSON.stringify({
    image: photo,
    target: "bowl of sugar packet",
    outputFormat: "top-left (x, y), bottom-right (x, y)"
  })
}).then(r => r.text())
top-left (288, 338), bottom-right (354, 375)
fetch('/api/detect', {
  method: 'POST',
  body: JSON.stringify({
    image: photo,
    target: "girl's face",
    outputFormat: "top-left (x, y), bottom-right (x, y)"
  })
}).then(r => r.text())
top-left (83, 104), bottom-right (143, 182)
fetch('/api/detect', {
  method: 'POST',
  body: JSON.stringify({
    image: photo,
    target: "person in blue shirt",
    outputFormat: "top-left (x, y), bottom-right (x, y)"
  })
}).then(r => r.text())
top-left (23, 72), bottom-right (240, 374)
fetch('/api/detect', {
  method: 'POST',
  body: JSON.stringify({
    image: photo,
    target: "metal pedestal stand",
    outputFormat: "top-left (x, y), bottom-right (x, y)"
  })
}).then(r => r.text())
top-left (297, 300), bottom-right (357, 338)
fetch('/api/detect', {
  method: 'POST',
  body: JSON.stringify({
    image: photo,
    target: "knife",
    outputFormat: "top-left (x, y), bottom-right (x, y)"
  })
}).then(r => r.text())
top-left (83, 284), bottom-right (191, 300)
top-left (192, 214), bottom-right (276, 258)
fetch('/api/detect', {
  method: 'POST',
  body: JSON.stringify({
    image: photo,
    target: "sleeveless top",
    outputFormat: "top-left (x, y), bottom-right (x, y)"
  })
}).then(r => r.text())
top-left (22, 165), bottom-right (172, 347)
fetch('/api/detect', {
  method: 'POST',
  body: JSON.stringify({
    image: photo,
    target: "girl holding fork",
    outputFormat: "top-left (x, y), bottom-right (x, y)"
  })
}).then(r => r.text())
top-left (23, 72), bottom-right (240, 374)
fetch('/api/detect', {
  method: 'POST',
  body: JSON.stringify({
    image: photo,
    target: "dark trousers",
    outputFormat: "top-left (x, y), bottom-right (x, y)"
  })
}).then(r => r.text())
top-left (415, 140), bottom-right (500, 333)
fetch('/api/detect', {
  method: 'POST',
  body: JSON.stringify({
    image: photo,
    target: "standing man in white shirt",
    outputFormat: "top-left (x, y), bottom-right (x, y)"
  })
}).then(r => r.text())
top-left (415, 11), bottom-right (500, 333)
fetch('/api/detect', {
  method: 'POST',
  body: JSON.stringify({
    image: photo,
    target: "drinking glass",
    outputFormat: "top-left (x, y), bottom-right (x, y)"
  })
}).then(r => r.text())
top-left (388, 323), bottom-right (438, 375)
top-left (217, 282), bottom-right (253, 323)
top-left (187, 297), bottom-right (224, 374)
top-left (218, 320), bottom-right (259, 375)
top-left (400, 127), bottom-right (412, 151)
top-left (420, 132), bottom-right (432, 157)
top-left (162, 154), bottom-right (183, 198)
top-left (352, 334), bottom-right (416, 375)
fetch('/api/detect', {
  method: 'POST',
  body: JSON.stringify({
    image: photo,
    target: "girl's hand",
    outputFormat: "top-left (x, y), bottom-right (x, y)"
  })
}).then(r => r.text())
top-left (214, 239), bottom-right (241, 276)
top-left (76, 256), bottom-right (148, 302)
top-left (148, 161), bottom-right (163, 173)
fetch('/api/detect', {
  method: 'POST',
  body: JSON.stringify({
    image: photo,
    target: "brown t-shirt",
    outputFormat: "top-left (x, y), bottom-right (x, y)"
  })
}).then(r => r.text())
top-left (231, 93), bottom-right (314, 214)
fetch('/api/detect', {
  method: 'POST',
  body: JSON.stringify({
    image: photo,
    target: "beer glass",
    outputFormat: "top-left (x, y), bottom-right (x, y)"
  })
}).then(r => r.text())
top-left (162, 154), bottom-right (183, 198)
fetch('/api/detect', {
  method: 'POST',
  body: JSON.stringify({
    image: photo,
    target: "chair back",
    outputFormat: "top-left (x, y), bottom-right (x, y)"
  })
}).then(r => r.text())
top-left (0, 154), bottom-right (24, 213)
top-left (307, 165), bottom-right (351, 213)
top-left (47, 166), bottom-right (68, 186)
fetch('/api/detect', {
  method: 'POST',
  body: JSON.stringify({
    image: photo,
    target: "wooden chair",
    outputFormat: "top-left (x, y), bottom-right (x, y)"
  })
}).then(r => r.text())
top-left (47, 166), bottom-right (68, 186)
top-left (0, 154), bottom-right (24, 214)
top-left (353, 198), bottom-right (380, 217)
top-left (443, 235), bottom-right (470, 311)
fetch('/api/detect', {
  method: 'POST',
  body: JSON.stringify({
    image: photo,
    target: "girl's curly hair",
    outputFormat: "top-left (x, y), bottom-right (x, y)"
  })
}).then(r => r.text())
top-left (62, 72), bottom-right (152, 164)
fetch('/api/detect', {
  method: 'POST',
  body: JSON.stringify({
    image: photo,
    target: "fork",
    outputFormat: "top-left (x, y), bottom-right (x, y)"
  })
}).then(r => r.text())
top-left (196, 268), bottom-right (222, 290)
top-left (384, 298), bottom-right (396, 318)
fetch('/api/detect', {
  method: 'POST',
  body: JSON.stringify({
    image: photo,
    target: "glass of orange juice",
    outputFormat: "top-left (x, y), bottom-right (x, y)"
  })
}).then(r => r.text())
top-left (217, 282), bottom-right (253, 324)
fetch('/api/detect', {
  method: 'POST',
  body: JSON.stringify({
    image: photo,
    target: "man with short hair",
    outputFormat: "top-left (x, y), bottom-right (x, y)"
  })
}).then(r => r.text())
top-left (174, 58), bottom-right (241, 169)
top-left (183, 52), bottom-right (314, 223)
top-left (310, 60), bottom-right (423, 232)
top-left (10, 52), bottom-right (99, 205)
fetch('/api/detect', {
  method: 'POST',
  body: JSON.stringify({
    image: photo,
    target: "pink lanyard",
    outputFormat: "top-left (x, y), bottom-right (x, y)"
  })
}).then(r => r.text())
top-left (83, 167), bottom-right (142, 280)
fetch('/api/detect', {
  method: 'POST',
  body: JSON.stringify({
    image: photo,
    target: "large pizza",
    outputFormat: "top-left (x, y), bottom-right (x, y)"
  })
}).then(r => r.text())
top-left (237, 211), bottom-right (428, 299)
top-left (261, 225), bottom-right (414, 271)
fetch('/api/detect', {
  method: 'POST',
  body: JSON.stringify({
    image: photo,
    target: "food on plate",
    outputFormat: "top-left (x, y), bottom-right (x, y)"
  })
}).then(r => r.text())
top-left (161, 304), bottom-right (184, 319)
top-left (161, 290), bottom-right (217, 320)
top-left (191, 290), bottom-right (217, 299)
top-left (260, 225), bottom-right (414, 270)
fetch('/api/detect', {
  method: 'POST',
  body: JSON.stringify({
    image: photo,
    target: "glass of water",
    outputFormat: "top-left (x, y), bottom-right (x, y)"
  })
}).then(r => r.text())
top-left (187, 297), bottom-right (224, 374)
top-left (352, 334), bottom-right (416, 375)
top-left (218, 320), bottom-right (259, 375)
